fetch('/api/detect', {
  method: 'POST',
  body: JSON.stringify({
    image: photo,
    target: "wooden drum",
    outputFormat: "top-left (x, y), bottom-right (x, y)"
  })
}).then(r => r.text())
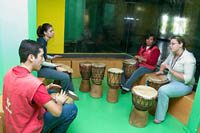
top-left (90, 63), bottom-right (106, 98)
top-left (106, 68), bottom-right (123, 103)
top-left (129, 85), bottom-right (157, 127)
top-left (79, 62), bottom-right (92, 92)
top-left (146, 74), bottom-right (169, 115)
top-left (122, 59), bottom-right (138, 81)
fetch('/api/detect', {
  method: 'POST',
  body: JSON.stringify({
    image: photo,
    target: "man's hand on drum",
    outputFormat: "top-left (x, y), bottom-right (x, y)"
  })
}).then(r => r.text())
top-left (56, 90), bottom-right (68, 104)
top-left (46, 83), bottom-right (61, 90)
top-left (53, 55), bottom-right (62, 59)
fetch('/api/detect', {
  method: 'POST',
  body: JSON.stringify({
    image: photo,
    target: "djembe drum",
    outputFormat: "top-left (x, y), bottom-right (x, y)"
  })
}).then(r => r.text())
top-left (123, 59), bottom-right (138, 81)
top-left (79, 62), bottom-right (92, 92)
top-left (146, 74), bottom-right (169, 115)
top-left (129, 85), bottom-right (157, 127)
top-left (90, 63), bottom-right (106, 98)
top-left (106, 68), bottom-right (123, 103)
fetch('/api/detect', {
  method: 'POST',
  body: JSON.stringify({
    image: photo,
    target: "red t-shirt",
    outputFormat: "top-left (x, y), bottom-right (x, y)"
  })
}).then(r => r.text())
top-left (17, 67), bottom-right (52, 107)
top-left (3, 66), bottom-right (52, 133)
top-left (33, 84), bottom-right (52, 107)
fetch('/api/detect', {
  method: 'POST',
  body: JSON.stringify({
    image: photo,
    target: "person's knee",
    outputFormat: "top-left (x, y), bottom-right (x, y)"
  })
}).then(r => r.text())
top-left (61, 73), bottom-right (70, 82)
top-left (63, 104), bottom-right (78, 118)
top-left (158, 86), bottom-right (168, 97)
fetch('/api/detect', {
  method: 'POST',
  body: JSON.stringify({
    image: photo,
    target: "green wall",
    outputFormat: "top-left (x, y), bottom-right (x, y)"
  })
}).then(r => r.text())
top-left (0, 0), bottom-right (37, 94)
top-left (64, 0), bottom-right (85, 40)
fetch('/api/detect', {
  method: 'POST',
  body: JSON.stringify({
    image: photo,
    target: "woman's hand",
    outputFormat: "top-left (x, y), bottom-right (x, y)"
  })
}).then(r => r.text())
top-left (53, 55), bottom-right (62, 59)
top-left (156, 70), bottom-right (164, 75)
top-left (165, 64), bottom-right (173, 72)
top-left (46, 83), bottom-right (61, 90)
top-left (135, 55), bottom-right (146, 63)
top-left (55, 90), bottom-right (68, 104)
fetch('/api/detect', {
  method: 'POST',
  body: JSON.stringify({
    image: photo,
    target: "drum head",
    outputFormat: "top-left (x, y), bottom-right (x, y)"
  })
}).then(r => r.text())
top-left (92, 63), bottom-right (106, 67)
top-left (108, 68), bottom-right (123, 74)
top-left (80, 61), bottom-right (92, 66)
top-left (56, 64), bottom-right (73, 73)
top-left (132, 85), bottom-right (158, 100)
top-left (123, 59), bottom-right (137, 65)
top-left (147, 75), bottom-right (169, 84)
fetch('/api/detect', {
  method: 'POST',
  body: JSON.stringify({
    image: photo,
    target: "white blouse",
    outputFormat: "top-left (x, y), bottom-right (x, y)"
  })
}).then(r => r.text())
top-left (162, 49), bottom-right (196, 86)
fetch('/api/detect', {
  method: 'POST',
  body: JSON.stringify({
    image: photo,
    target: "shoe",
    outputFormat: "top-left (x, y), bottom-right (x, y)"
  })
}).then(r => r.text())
top-left (121, 86), bottom-right (130, 91)
top-left (121, 89), bottom-right (129, 94)
top-left (66, 90), bottom-right (79, 101)
top-left (153, 119), bottom-right (162, 124)
top-left (121, 86), bottom-right (130, 94)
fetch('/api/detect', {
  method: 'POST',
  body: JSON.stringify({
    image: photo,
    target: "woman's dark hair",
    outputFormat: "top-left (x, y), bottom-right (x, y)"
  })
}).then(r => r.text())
top-left (19, 40), bottom-right (43, 63)
top-left (142, 34), bottom-right (157, 49)
top-left (170, 35), bottom-right (185, 49)
top-left (37, 23), bottom-right (52, 37)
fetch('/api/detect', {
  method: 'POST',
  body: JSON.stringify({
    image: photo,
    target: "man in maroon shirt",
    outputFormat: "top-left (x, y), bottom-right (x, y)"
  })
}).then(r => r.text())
top-left (3, 40), bottom-right (77, 133)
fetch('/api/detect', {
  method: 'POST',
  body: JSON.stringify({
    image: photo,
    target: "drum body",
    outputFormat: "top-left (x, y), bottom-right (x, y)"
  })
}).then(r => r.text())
top-left (91, 63), bottom-right (106, 85)
top-left (132, 85), bottom-right (157, 111)
top-left (90, 63), bottom-right (106, 98)
top-left (79, 62), bottom-right (92, 92)
top-left (146, 74), bottom-right (169, 115)
top-left (107, 68), bottom-right (124, 89)
top-left (130, 85), bottom-right (157, 127)
top-left (79, 62), bottom-right (92, 80)
top-left (107, 68), bottom-right (123, 103)
top-left (147, 74), bottom-right (169, 90)
top-left (123, 59), bottom-right (137, 80)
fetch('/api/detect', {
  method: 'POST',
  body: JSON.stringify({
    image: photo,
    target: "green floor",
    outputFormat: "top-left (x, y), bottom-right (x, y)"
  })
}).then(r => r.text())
top-left (68, 78), bottom-right (187, 133)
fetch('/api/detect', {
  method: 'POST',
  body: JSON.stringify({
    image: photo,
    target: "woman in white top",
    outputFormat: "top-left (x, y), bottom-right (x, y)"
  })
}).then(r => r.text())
top-left (154, 36), bottom-right (196, 123)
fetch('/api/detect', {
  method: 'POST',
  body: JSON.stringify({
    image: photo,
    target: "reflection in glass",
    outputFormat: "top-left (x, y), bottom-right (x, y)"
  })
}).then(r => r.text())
top-left (173, 17), bottom-right (187, 35)
top-left (160, 14), bottom-right (169, 35)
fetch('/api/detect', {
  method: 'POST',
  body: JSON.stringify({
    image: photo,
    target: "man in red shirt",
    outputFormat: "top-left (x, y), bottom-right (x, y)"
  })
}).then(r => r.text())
top-left (3, 40), bottom-right (77, 133)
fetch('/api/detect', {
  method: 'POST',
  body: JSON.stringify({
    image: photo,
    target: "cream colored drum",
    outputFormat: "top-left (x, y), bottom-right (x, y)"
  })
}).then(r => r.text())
top-left (129, 85), bottom-right (157, 128)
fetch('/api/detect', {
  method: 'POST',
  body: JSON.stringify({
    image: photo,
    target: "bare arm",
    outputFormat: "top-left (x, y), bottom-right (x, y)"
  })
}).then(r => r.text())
top-left (165, 64), bottom-right (184, 81)
top-left (43, 90), bottom-right (67, 117)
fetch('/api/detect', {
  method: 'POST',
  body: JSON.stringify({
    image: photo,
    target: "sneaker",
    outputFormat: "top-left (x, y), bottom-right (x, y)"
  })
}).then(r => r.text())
top-left (67, 90), bottom-right (79, 101)
top-left (121, 89), bottom-right (130, 94)
top-left (122, 86), bottom-right (130, 91)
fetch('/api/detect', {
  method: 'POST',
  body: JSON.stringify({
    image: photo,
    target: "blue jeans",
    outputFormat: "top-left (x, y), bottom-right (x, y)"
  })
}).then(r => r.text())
top-left (42, 103), bottom-right (78, 133)
top-left (38, 67), bottom-right (74, 91)
top-left (155, 80), bottom-right (193, 121)
top-left (121, 66), bottom-right (153, 90)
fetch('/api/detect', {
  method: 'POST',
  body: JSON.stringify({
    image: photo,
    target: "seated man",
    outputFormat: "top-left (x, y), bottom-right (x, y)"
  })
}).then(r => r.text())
top-left (3, 40), bottom-right (78, 132)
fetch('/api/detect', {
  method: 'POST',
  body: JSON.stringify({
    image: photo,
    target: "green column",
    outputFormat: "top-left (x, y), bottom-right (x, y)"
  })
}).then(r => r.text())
top-left (187, 76), bottom-right (200, 132)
